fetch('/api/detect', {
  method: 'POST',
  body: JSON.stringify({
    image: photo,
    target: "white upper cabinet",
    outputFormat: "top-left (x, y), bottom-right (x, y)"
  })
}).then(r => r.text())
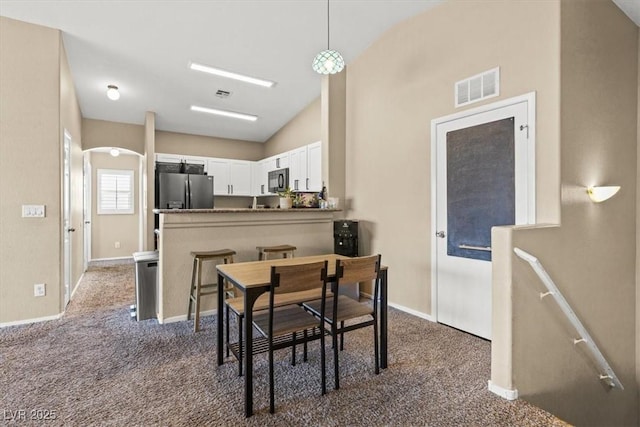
top-left (158, 142), bottom-right (321, 198)
top-left (228, 160), bottom-right (252, 196)
top-left (289, 146), bottom-right (307, 192)
top-left (306, 141), bottom-right (322, 192)
top-left (207, 158), bottom-right (252, 196)
top-left (207, 159), bottom-right (230, 195)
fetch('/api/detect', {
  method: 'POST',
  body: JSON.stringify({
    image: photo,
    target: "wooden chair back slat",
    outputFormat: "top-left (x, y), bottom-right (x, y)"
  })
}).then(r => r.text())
top-left (271, 261), bottom-right (328, 295)
top-left (337, 255), bottom-right (380, 284)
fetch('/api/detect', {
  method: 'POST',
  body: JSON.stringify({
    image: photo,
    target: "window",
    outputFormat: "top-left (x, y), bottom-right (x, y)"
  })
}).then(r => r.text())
top-left (97, 169), bottom-right (134, 214)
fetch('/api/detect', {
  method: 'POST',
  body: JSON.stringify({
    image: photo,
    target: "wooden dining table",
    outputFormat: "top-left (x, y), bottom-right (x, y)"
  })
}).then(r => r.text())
top-left (216, 253), bottom-right (388, 417)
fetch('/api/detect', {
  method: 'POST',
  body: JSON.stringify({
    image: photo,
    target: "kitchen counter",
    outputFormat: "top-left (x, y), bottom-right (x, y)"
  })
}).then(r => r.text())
top-left (155, 208), bottom-right (340, 323)
top-left (154, 208), bottom-right (340, 214)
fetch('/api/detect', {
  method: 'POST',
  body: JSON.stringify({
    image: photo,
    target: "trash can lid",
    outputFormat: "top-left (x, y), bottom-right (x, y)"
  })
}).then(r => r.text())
top-left (133, 250), bottom-right (159, 262)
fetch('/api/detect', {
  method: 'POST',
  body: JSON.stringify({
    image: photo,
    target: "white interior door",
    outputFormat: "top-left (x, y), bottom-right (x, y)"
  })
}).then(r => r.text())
top-left (433, 94), bottom-right (535, 339)
top-left (83, 155), bottom-right (92, 270)
top-left (63, 131), bottom-right (72, 307)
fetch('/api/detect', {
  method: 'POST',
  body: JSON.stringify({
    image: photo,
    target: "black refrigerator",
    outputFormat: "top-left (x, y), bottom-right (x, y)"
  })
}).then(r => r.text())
top-left (157, 172), bottom-right (214, 209)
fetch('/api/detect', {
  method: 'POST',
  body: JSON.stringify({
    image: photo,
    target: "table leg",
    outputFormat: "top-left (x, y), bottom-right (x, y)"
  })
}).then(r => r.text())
top-left (217, 273), bottom-right (225, 366)
top-left (379, 268), bottom-right (388, 369)
top-left (243, 287), bottom-right (263, 417)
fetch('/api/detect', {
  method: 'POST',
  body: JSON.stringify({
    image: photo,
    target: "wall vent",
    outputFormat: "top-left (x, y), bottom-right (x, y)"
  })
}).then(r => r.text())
top-left (215, 89), bottom-right (232, 98)
top-left (455, 67), bottom-right (500, 108)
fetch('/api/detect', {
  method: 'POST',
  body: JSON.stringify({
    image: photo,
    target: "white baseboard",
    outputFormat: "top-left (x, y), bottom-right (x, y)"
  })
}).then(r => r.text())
top-left (0, 313), bottom-right (63, 328)
top-left (388, 301), bottom-right (436, 322)
top-left (70, 272), bottom-right (85, 300)
top-left (488, 380), bottom-right (518, 400)
top-left (160, 309), bottom-right (218, 324)
top-left (91, 256), bottom-right (134, 262)
top-left (359, 292), bottom-right (436, 323)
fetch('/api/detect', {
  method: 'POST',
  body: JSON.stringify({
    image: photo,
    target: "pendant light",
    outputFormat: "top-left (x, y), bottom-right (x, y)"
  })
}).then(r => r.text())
top-left (312, 0), bottom-right (344, 74)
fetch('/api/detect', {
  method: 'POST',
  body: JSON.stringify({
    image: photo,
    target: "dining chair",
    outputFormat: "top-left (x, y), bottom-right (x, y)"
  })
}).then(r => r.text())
top-left (303, 254), bottom-right (381, 390)
top-left (251, 260), bottom-right (328, 414)
top-left (225, 289), bottom-right (322, 376)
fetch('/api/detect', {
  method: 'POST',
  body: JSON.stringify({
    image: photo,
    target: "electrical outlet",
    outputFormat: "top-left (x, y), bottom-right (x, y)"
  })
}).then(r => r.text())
top-left (115, 241), bottom-right (121, 249)
top-left (22, 205), bottom-right (46, 218)
top-left (34, 283), bottom-right (46, 297)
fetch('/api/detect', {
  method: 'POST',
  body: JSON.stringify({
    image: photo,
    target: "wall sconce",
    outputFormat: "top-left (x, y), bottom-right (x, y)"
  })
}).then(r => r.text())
top-left (587, 186), bottom-right (620, 203)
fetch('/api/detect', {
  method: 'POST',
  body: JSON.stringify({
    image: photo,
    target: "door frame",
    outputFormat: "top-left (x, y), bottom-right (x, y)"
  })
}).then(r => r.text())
top-left (430, 92), bottom-right (536, 323)
top-left (63, 130), bottom-right (72, 308)
top-left (83, 154), bottom-right (92, 270)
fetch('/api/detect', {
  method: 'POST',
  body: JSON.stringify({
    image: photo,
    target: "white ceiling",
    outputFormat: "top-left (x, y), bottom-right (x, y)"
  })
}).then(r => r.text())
top-left (1, 1), bottom-right (638, 143)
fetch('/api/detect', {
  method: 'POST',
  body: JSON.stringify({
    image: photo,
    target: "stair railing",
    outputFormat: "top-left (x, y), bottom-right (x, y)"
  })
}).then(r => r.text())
top-left (513, 247), bottom-right (623, 390)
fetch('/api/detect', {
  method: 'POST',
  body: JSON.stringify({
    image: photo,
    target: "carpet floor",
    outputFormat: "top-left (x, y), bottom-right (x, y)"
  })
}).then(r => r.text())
top-left (0, 262), bottom-right (568, 426)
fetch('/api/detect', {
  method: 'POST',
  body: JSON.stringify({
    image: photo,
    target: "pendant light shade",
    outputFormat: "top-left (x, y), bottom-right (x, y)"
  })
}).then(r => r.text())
top-left (312, 49), bottom-right (344, 75)
top-left (312, 0), bottom-right (344, 75)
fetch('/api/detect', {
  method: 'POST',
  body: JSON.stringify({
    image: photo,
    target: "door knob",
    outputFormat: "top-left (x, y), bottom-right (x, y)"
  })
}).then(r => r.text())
top-left (67, 227), bottom-right (76, 232)
top-left (435, 231), bottom-right (446, 238)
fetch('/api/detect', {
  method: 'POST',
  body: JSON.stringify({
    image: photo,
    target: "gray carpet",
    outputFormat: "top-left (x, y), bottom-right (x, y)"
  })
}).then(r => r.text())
top-left (0, 262), bottom-right (568, 426)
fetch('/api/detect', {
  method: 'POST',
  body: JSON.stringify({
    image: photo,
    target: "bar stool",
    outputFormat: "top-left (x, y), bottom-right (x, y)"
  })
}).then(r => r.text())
top-left (256, 244), bottom-right (297, 261)
top-left (187, 249), bottom-right (236, 332)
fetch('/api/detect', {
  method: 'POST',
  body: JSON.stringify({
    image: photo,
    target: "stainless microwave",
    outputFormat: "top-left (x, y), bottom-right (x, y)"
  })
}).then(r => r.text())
top-left (268, 168), bottom-right (289, 193)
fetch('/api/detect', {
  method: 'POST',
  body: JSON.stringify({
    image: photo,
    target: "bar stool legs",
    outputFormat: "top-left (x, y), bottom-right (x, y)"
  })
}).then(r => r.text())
top-left (256, 244), bottom-right (297, 261)
top-left (187, 249), bottom-right (236, 332)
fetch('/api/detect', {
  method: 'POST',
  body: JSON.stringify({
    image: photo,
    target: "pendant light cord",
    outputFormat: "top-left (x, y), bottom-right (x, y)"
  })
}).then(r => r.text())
top-left (327, 0), bottom-right (330, 50)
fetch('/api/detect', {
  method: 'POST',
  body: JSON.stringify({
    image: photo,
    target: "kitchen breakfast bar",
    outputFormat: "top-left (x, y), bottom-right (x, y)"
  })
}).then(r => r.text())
top-left (154, 208), bottom-right (340, 323)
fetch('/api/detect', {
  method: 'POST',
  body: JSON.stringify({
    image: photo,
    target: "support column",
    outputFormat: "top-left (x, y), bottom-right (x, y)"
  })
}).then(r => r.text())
top-left (144, 111), bottom-right (155, 251)
top-left (321, 69), bottom-right (346, 215)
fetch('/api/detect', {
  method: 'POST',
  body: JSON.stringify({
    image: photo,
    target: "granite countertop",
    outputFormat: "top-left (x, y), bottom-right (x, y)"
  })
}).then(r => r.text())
top-left (154, 208), bottom-right (341, 214)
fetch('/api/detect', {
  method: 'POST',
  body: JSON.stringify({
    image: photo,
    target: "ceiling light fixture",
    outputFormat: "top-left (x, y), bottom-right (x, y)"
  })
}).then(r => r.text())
top-left (312, 0), bottom-right (344, 74)
top-left (190, 105), bottom-right (258, 122)
top-left (109, 148), bottom-right (120, 157)
top-left (587, 185), bottom-right (620, 203)
top-left (189, 62), bottom-right (275, 88)
top-left (106, 84), bottom-right (120, 101)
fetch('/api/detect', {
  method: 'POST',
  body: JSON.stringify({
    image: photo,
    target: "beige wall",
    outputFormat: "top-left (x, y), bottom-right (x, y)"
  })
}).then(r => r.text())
top-left (89, 152), bottom-right (141, 259)
top-left (155, 130), bottom-right (264, 161)
top-left (636, 27), bottom-right (640, 393)
top-left (0, 17), bottom-right (82, 323)
top-left (504, 1), bottom-right (638, 425)
top-left (344, 0), bottom-right (561, 315)
top-left (264, 97), bottom-right (321, 156)
top-left (637, 26), bottom-right (640, 396)
top-left (83, 118), bottom-right (145, 154)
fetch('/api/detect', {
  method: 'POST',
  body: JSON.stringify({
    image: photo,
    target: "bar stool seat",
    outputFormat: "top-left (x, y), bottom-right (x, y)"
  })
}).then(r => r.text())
top-left (188, 248), bottom-right (236, 332)
top-left (256, 244), bottom-right (297, 261)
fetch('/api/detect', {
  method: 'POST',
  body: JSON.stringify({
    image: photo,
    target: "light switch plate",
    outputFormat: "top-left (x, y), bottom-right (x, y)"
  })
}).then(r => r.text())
top-left (22, 205), bottom-right (45, 218)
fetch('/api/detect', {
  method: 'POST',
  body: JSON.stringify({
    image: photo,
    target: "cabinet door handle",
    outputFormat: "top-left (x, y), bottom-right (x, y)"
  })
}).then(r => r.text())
top-left (306, 178), bottom-right (309, 190)
top-left (231, 185), bottom-right (233, 194)
top-left (261, 184), bottom-right (264, 194)
top-left (276, 158), bottom-right (280, 168)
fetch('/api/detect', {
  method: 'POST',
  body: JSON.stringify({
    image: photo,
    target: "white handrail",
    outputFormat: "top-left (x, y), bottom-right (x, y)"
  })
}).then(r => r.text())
top-left (513, 247), bottom-right (624, 390)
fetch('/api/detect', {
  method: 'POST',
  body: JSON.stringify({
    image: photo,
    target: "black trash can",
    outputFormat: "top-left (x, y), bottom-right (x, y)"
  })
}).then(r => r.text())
top-left (133, 251), bottom-right (158, 321)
